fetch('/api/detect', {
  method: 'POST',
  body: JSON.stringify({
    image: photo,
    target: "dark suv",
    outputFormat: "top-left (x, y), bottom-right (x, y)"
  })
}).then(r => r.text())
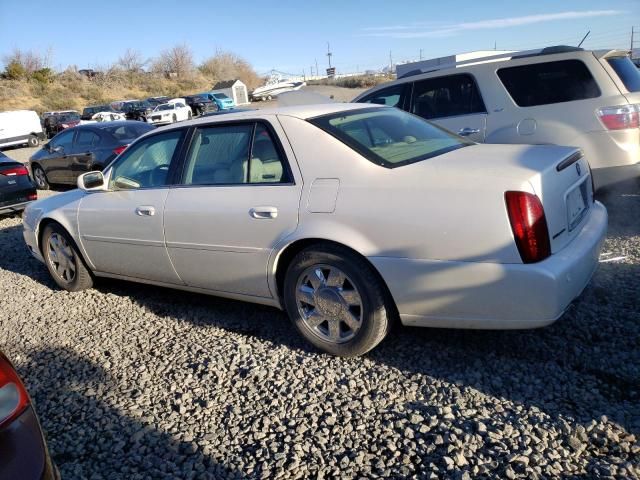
top-left (81, 104), bottom-right (114, 120)
top-left (184, 94), bottom-right (217, 116)
top-left (121, 101), bottom-right (154, 122)
top-left (43, 112), bottom-right (81, 139)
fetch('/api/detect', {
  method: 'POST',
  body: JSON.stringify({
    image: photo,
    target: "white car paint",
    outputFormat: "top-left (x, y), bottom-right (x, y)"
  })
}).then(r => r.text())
top-left (146, 100), bottom-right (192, 125)
top-left (23, 103), bottom-right (607, 338)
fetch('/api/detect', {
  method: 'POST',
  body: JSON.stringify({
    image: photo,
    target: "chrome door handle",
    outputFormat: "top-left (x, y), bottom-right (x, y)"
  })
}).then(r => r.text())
top-left (135, 206), bottom-right (156, 216)
top-left (249, 206), bottom-right (278, 219)
top-left (458, 127), bottom-right (480, 136)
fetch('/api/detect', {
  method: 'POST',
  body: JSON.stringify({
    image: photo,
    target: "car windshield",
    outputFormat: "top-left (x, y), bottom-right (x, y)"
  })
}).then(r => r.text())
top-left (59, 113), bottom-right (80, 121)
top-left (309, 107), bottom-right (472, 168)
top-left (155, 104), bottom-right (174, 111)
top-left (607, 56), bottom-right (640, 92)
top-left (213, 93), bottom-right (228, 99)
top-left (102, 123), bottom-right (155, 141)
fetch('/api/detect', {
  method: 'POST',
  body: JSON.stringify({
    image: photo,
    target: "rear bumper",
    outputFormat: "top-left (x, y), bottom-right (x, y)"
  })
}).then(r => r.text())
top-left (371, 202), bottom-right (607, 329)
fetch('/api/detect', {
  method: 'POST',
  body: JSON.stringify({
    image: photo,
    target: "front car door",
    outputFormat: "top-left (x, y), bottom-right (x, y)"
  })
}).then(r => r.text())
top-left (42, 129), bottom-right (76, 183)
top-left (163, 118), bottom-right (302, 298)
top-left (409, 73), bottom-right (487, 142)
top-left (70, 129), bottom-right (101, 180)
top-left (77, 129), bottom-right (186, 284)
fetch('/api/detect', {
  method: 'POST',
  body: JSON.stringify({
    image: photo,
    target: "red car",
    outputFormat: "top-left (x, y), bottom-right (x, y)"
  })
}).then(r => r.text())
top-left (0, 351), bottom-right (58, 479)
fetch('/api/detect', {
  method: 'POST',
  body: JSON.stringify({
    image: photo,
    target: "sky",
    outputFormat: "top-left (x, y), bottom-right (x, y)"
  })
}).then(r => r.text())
top-left (0, 0), bottom-right (638, 76)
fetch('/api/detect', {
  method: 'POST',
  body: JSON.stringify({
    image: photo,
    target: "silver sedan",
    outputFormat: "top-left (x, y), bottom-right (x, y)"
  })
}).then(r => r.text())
top-left (22, 104), bottom-right (607, 356)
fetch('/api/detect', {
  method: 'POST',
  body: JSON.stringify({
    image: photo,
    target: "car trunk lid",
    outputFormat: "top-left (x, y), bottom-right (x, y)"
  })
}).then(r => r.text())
top-left (422, 144), bottom-right (595, 255)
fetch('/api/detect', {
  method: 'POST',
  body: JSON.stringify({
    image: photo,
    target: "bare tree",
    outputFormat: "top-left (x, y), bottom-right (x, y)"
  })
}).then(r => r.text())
top-left (151, 44), bottom-right (194, 78)
top-left (117, 48), bottom-right (146, 72)
top-left (199, 51), bottom-right (261, 89)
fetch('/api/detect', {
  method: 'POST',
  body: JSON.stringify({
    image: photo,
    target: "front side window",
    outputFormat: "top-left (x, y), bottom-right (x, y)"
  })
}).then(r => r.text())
top-left (50, 130), bottom-right (74, 150)
top-left (497, 60), bottom-right (600, 107)
top-left (109, 130), bottom-right (182, 190)
top-left (309, 107), bottom-right (472, 168)
top-left (411, 74), bottom-right (485, 119)
top-left (360, 84), bottom-right (407, 108)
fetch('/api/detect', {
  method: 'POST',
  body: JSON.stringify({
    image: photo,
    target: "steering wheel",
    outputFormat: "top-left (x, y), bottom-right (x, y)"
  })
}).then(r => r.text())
top-left (150, 164), bottom-right (170, 186)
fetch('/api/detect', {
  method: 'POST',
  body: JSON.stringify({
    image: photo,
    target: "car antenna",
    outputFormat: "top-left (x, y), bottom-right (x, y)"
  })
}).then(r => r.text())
top-left (577, 30), bottom-right (590, 48)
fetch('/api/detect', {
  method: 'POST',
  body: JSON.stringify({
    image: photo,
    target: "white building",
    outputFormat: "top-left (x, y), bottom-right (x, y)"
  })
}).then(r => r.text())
top-left (212, 80), bottom-right (250, 105)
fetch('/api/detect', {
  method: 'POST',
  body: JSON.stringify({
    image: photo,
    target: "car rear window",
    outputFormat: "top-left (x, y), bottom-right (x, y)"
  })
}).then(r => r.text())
top-left (607, 56), bottom-right (640, 92)
top-left (497, 60), bottom-right (600, 107)
top-left (102, 123), bottom-right (154, 141)
top-left (309, 107), bottom-right (472, 168)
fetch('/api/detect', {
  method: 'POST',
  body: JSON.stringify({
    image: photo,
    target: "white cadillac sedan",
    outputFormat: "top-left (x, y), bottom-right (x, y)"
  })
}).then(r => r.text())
top-left (22, 104), bottom-right (607, 356)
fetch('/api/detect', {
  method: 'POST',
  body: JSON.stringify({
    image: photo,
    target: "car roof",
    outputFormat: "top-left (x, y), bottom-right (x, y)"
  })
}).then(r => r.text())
top-left (158, 103), bottom-right (382, 132)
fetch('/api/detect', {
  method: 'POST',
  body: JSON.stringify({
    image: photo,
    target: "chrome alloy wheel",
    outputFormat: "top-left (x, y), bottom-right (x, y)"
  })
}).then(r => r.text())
top-left (34, 168), bottom-right (47, 188)
top-left (47, 233), bottom-right (76, 284)
top-left (295, 264), bottom-right (363, 344)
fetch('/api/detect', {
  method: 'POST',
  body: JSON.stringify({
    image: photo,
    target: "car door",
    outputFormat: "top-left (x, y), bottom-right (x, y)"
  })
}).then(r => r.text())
top-left (410, 73), bottom-right (487, 142)
top-left (163, 120), bottom-right (302, 298)
top-left (42, 129), bottom-right (76, 183)
top-left (77, 129), bottom-right (186, 284)
top-left (69, 129), bottom-right (101, 180)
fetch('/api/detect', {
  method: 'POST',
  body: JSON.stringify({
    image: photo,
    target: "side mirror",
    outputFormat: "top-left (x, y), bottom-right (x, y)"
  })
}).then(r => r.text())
top-left (78, 171), bottom-right (106, 191)
top-left (52, 145), bottom-right (63, 153)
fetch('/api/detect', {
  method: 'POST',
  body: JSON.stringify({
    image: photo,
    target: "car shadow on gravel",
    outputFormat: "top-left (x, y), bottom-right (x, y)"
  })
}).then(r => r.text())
top-left (19, 346), bottom-right (248, 480)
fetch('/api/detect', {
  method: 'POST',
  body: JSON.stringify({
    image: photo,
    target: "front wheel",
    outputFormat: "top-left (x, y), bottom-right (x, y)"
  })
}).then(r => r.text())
top-left (27, 135), bottom-right (39, 147)
top-left (42, 224), bottom-right (93, 292)
top-left (187, 111), bottom-right (192, 119)
top-left (32, 165), bottom-right (49, 190)
top-left (283, 244), bottom-right (392, 356)
top-left (172, 114), bottom-right (177, 123)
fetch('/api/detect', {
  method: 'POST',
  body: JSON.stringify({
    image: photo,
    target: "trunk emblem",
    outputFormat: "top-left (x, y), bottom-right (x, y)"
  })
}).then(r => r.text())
top-left (576, 163), bottom-right (581, 176)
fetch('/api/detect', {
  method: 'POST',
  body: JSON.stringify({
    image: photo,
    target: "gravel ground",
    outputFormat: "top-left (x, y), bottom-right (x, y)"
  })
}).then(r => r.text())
top-left (0, 145), bottom-right (638, 479)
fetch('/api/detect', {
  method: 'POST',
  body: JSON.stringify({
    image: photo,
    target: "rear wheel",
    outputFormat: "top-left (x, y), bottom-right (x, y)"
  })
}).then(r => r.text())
top-left (188, 111), bottom-right (192, 119)
top-left (27, 135), bottom-right (39, 147)
top-left (32, 165), bottom-right (49, 190)
top-left (283, 244), bottom-right (391, 356)
top-left (172, 114), bottom-right (177, 123)
top-left (42, 224), bottom-right (93, 292)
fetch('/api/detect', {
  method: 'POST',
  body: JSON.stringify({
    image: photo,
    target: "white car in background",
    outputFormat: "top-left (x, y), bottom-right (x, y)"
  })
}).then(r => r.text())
top-left (91, 111), bottom-right (127, 122)
top-left (22, 104), bottom-right (607, 356)
top-left (146, 99), bottom-right (192, 125)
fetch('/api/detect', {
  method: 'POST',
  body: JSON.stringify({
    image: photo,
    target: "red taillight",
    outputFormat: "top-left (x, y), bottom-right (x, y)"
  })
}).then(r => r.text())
top-left (27, 192), bottom-right (38, 201)
top-left (505, 191), bottom-right (551, 264)
top-left (0, 166), bottom-right (29, 176)
top-left (0, 355), bottom-right (30, 427)
top-left (597, 104), bottom-right (640, 130)
top-left (113, 145), bottom-right (128, 156)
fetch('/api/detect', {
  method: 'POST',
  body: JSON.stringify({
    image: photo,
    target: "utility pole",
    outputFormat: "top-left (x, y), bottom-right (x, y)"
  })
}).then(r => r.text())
top-left (310, 65), bottom-right (314, 77)
top-left (315, 58), bottom-right (319, 77)
top-left (327, 43), bottom-right (332, 68)
top-left (494, 41), bottom-right (497, 50)
top-left (632, 26), bottom-right (635, 57)
top-left (419, 49), bottom-right (423, 60)
top-left (389, 50), bottom-right (393, 73)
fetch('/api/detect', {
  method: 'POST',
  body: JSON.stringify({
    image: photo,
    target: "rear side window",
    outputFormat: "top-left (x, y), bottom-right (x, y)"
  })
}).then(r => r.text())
top-left (103, 123), bottom-right (154, 141)
top-left (309, 107), bottom-right (472, 168)
top-left (359, 84), bottom-right (407, 108)
top-left (411, 74), bottom-right (486, 119)
top-left (607, 56), bottom-right (640, 92)
top-left (497, 60), bottom-right (600, 107)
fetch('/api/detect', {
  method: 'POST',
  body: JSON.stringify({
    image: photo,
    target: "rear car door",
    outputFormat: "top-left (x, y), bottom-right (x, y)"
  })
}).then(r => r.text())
top-left (77, 129), bottom-right (186, 283)
top-left (409, 73), bottom-right (487, 142)
top-left (163, 119), bottom-right (302, 297)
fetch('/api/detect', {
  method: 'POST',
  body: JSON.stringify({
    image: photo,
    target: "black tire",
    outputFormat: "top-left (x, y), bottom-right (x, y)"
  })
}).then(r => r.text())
top-left (172, 114), bottom-right (177, 123)
top-left (41, 223), bottom-right (93, 292)
top-left (27, 135), bottom-right (39, 147)
top-left (283, 244), bottom-right (392, 356)
top-left (188, 111), bottom-right (192, 119)
top-left (32, 165), bottom-right (50, 190)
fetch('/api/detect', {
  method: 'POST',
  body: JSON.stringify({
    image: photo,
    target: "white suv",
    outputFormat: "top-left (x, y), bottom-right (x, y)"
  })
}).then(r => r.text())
top-left (354, 46), bottom-right (640, 189)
